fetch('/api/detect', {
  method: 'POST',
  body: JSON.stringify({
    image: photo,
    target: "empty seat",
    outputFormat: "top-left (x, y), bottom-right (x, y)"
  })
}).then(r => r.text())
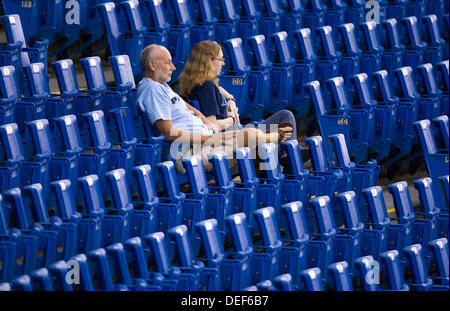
top-left (211, 0), bottom-right (240, 43)
top-left (359, 21), bottom-right (383, 78)
top-left (379, 18), bottom-right (405, 74)
top-left (401, 16), bottom-right (426, 69)
top-left (369, 70), bottom-right (399, 162)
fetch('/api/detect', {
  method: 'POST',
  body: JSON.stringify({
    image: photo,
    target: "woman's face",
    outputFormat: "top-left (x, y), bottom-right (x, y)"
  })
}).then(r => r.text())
top-left (211, 49), bottom-right (225, 77)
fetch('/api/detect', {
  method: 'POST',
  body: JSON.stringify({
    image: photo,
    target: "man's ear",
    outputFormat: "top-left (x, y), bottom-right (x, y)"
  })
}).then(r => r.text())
top-left (148, 59), bottom-right (155, 71)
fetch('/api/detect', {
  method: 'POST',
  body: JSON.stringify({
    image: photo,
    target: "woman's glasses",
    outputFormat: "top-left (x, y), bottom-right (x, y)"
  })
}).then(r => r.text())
top-left (213, 57), bottom-right (225, 63)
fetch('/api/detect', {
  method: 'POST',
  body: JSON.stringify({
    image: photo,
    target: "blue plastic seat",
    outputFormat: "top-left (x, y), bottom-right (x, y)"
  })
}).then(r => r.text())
top-left (385, 0), bottom-right (408, 21)
top-left (30, 267), bottom-right (54, 291)
top-left (19, 119), bottom-right (53, 195)
top-left (211, 0), bottom-right (240, 43)
top-left (369, 70), bottom-right (399, 161)
top-left (144, 232), bottom-right (203, 290)
top-left (343, 0), bottom-right (365, 33)
top-left (109, 55), bottom-right (138, 117)
top-left (314, 26), bottom-right (341, 84)
top-left (300, 0), bottom-right (325, 41)
top-left (402, 244), bottom-right (434, 290)
top-left (353, 255), bottom-right (379, 291)
top-left (304, 136), bottom-right (351, 221)
top-left (389, 66), bottom-right (420, 169)
top-left (11, 275), bottom-right (32, 291)
top-left (413, 177), bottom-right (448, 242)
top-left (255, 143), bottom-right (285, 218)
top-left (323, 0), bottom-right (346, 30)
top-left (379, 249), bottom-right (409, 291)
top-left (189, 0), bottom-right (217, 47)
top-left (105, 242), bottom-right (153, 290)
top-left (422, 14), bottom-right (445, 64)
top-left (268, 31), bottom-right (295, 112)
top-left (0, 122), bottom-right (24, 193)
top-left (21, 183), bottom-right (77, 262)
top-left (278, 201), bottom-right (309, 289)
top-left (163, 0), bottom-right (193, 80)
top-left (3, 187), bottom-right (57, 271)
top-left (300, 267), bottom-right (324, 291)
top-left (305, 80), bottom-right (351, 161)
top-left (245, 34), bottom-right (272, 120)
top-left (129, 164), bottom-right (181, 236)
top-left (156, 161), bottom-right (204, 235)
top-left (49, 179), bottom-right (102, 255)
top-left (291, 28), bottom-right (316, 119)
top-left (0, 14), bottom-right (48, 97)
top-left (0, 65), bottom-right (18, 125)
top-left (434, 60), bottom-right (449, 116)
top-left (388, 181), bottom-right (439, 250)
top-left (413, 119), bottom-right (449, 210)
top-left (359, 21), bottom-right (383, 79)
top-left (415, 63), bottom-right (442, 122)
top-left (139, 0), bottom-right (170, 48)
top-left (49, 59), bottom-right (93, 121)
top-left (251, 207), bottom-right (282, 282)
top-left (99, 1), bottom-right (145, 78)
top-left (379, 18), bottom-right (405, 74)
top-left (441, 14), bottom-right (449, 60)
top-left (14, 62), bottom-right (49, 132)
top-left (336, 23), bottom-right (362, 83)
top-left (220, 38), bottom-right (251, 121)
top-left (231, 147), bottom-right (260, 228)
top-left (193, 218), bottom-right (226, 290)
top-left (278, 0), bottom-right (302, 36)
top-left (427, 238), bottom-right (449, 289)
top-left (346, 73), bottom-right (378, 162)
top-left (79, 56), bottom-right (125, 120)
top-left (272, 273), bottom-right (295, 291)
top-left (438, 175), bottom-right (449, 209)
top-left (167, 224), bottom-right (221, 290)
top-left (361, 186), bottom-right (407, 257)
top-left (222, 213), bottom-right (255, 290)
top-left (401, 16), bottom-right (426, 69)
top-left (233, 0), bottom-right (261, 43)
top-left (255, 0), bottom-right (283, 40)
top-left (328, 133), bottom-right (380, 201)
top-left (326, 261), bottom-right (353, 291)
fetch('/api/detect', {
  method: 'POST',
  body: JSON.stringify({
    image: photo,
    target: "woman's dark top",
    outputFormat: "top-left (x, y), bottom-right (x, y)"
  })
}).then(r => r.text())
top-left (188, 80), bottom-right (228, 119)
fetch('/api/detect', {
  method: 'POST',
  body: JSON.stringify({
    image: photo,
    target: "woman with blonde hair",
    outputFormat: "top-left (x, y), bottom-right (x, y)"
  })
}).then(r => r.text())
top-left (178, 40), bottom-right (297, 141)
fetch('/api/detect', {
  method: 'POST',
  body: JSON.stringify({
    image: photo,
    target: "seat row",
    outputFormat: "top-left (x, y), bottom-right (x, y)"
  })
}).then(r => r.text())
top-left (1, 179), bottom-right (448, 291)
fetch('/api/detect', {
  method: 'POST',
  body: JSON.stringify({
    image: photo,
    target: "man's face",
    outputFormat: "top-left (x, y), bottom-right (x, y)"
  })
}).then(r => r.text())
top-left (150, 48), bottom-right (176, 84)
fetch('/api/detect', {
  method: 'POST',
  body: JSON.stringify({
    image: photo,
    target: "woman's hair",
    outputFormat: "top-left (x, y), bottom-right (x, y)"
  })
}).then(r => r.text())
top-left (178, 41), bottom-right (222, 98)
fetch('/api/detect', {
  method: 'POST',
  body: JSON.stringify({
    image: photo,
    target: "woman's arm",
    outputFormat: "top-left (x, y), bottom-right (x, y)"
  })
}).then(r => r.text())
top-left (206, 114), bottom-right (236, 130)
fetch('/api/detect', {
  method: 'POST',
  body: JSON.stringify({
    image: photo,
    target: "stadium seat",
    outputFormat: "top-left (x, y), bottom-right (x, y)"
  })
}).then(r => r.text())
top-left (434, 60), bottom-right (449, 116)
top-left (336, 23), bottom-right (362, 83)
top-left (323, 0), bottom-right (346, 31)
top-left (189, 0), bottom-right (217, 47)
top-left (314, 26), bottom-right (341, 84)
top-left (0, 123), bottom-right (23, 193)
top-left (401, 16), bottom-right (426, 69)
top-left (291, 28), bottom-right (316, 119)
top-left (359, 21), bottom-right (383, 79)
top-left (233, 0), bottom-right (261, 45)
top-left (413, 119), bottom-right (449, 210)
top-left (422, 15), bottom-right (445, 65)
top-left (0, 65), bottom-right (18, 125)
top-left (369, 70), bottom-right (399, 162)
top-left (0, 14), bottom-right (48, 97)
top-left (245, 34), bottom-right (272, 120)
top-left (415, 63), bottom-right (442, 122)
top-left (379, 18), bottom-right (405, 74)
top-left (211, 0), bottom-right (239, 43)
top-left (300, 0), bottom-right (325, 41)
